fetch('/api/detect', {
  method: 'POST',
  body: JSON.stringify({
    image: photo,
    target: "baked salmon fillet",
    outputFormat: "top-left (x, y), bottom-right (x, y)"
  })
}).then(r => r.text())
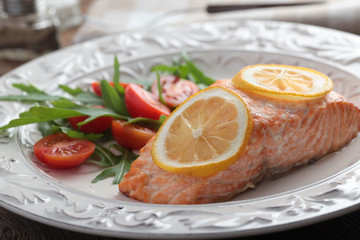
top-left (118, 79), bottom-right (360, 204)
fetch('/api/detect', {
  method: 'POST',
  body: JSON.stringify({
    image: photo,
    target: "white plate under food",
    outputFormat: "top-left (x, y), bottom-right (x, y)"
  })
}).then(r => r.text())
top-left (1, 20), bottom-right (360, 239)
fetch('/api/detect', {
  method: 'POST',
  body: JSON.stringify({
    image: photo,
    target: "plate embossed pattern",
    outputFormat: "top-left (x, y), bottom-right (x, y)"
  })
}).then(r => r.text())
top-left (1, 20), bottom-right (360, 239)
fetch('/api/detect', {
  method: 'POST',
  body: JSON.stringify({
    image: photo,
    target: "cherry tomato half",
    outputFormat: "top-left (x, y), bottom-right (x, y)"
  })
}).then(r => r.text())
top-left (68, 115), bottom-right (113, 134)
top-left (91, 82), bottom-right (130, 97)
top-left (125, 83), bottom-right (171, 120)
top-left (151, 75), bottom-right (199, 108)
top-left (33, 133), bottom-right (95, 168)
top-left (111, 120), bottom-right (156, 150)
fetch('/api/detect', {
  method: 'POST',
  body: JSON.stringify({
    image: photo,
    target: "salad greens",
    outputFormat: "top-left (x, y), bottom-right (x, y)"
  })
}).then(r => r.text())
top-left (90, 144), bottom-right (138, 184)
top-left (0, 53), bottom-right (215, 184)
top-left (155, 70), bottom-right (167, 106)
top-left (151, 52), bottom-right (215, 89)
top-left (100, 80), bottom-right (128, 115)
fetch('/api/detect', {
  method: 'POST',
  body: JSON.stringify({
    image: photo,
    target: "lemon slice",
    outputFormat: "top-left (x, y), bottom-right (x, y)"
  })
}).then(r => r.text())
top-left (151, 86), bottom-right (252, 177)
top-left (232, 64), bottom-right (333, 99)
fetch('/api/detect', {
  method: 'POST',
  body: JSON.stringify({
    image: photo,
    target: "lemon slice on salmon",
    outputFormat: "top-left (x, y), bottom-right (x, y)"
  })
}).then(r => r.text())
top-left (151, 86), bottom-right (252, 177)
top-left (232, 64), bottom-right (333, 99)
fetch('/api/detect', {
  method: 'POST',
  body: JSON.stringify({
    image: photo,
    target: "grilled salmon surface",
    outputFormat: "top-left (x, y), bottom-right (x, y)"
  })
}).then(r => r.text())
top-left (118, 79), bottom-right (360, 204)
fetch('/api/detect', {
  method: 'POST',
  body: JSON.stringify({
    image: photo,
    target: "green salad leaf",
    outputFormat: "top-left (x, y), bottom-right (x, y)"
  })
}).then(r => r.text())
top-left (100, 80), bottom-right (128, 116)
top-left (0, 103), bottom-right (128, 131)
top-left (151, 53), bottom-right (216, 89)
top-left (37, 120), bottom-right (103, 141)
top-left (58, 84), bottom-right (84, 96)
top-left (90, 144), bottom-right (137, 184)
top-left (0, 93), bottom-right (62, 102)
top-left (112, 56), bottom-right (126, 95)
top-left (181, 52), bottom-right (215, 87)
top-left (0, 83), bottom-right (103, 105)
top-left (12, 83), bottom-right (46, 94)
top-left (125, 115), bottom-right (167, 130)
top-left (155, 70), bottom-right (167, 106)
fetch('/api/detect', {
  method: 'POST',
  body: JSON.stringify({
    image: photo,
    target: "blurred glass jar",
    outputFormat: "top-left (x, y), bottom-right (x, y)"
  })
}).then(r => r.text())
top-left (0, 0), bottom-right (60, 61)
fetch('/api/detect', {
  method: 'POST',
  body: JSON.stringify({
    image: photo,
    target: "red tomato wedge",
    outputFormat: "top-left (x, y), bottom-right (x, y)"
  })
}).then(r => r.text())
top-left (125, 83), bottom-right (171, 120)
top-left (151, 75), bottom-right (199, 107)
top-left (111, 120), bottom-right (156, 150)
top-left (68, 115), bottom-right (113, 133)
top-left (91, 82), bottom-right (129, 97)
top-left (33, 133), bottom-right (95, 168)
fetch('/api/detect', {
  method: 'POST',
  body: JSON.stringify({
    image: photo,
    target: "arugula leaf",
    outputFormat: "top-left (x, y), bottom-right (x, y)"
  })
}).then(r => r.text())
top-left (0, 83), bottom-right (103, 105)
top-left (71, 92), bottom-right (104, 105)
top-left (30, 107), bottom-right (84, 120)
top-left (60, 127), bottom-right (103, 141)
top-left (182, 52), bottom-right (215, 86)
top-left (37, 120), bottom-right (62, 136)
top-left (37, 120), bottom-right (103, 140)
top-left (58, 86), bottom-right (104, 105)
top-left (0, 104), bottom-right (128, 130)
top-left (172, 57), bottom-right (190, 79)
top-left (12, 83), bottom-right (46, 94)
top-left (90, 144), bottom-right (137, 184)
top-left (113, 56), bottom-right (121, 83)
top-left (112, 56), bottom-right (126, 95)
top-left (155, 70), bottom-right (167, 106)
top-left (90, 145), bottom-right (116, 167)
top-left (53, 97), bottom-right (129, 125)
top-left (151, 52), bottom-right (215, 88)
top-left (35, 104), bottom-right (128, 125)
top-left (1, 106), bottom-right (84, 131)
top-left (58, 85), bottom-right (84, 96)
top-left (125, 115), bottom-right (167, 130)
top-left (0, 106), bottom-right (85, 130)
top-left (100, 80), bottom-right (128, 116)
top-left (51, 98), bottom-right (80, 108)
top-left (151, 65), bottom-right (178, 75)
top-left (0, 94), bottom-right (62, 102)
top-left (0, 110), bottom-right (50, 130)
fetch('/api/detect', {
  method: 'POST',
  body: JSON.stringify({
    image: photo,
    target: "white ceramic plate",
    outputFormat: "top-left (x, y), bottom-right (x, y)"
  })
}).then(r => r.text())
top-left (1, 20), bottom-right (360, 239)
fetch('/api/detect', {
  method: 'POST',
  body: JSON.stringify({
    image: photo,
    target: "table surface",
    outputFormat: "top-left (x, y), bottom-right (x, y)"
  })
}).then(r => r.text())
top-left (2, 1), bottom-right (360, 239)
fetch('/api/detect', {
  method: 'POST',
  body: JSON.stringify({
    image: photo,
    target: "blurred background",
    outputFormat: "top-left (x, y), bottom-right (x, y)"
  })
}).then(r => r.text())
top-left (1, 0), bottom-right (359, 75)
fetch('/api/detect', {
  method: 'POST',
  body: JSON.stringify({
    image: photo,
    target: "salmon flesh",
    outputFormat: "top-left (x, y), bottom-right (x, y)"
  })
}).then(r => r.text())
top-left (118, 79), bottom-right (360, 204)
